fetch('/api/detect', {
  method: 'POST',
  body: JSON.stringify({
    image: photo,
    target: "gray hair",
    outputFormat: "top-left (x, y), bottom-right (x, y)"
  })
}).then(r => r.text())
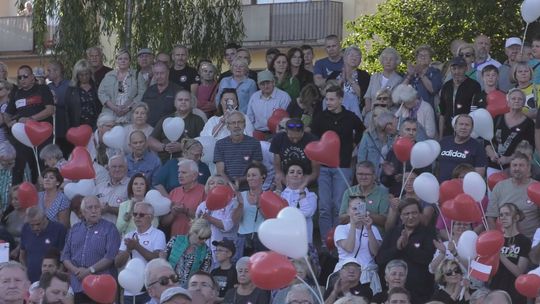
top-left (343, 45), bottom-right (362, 59)
top-left (392, 84), bottom-right (418, 105)
top-left (484, 290), bottom-right (512, 304)
top-left (225, 110), bottom-right (245, 124)
top-left (96, 112), bottom-right (115, 127)
top-left (285, 284), bottom-right (315, 304)
top-left (379, 47), bottom-right (401, 66)
top-left (144, 258), bottom-right (173, 288)
top-left (86, 46), bottom-right (104, 57)
top-left (469, 288), bottom-right (490, 304)
top-left (108, 154), bottom-right (127, 167)
top-left (333, 295), bottom-right (368, 304)
top-left (236, 256), bottom-right (250, 270)
top-left (80, 195), bottom-right (100, 211)
top-left (134, 201), bottom-right (154, 216)
top-left (0, 261), bottom-right (28, 279)
top-left (25, 206), bottom-right (45, 221)
top-left (39, 144), bottom-right (63, 161)
top-left (507, 88), bottom-right (526, 102)
top-left (385, 259), bottom-right (408, 276)
top-left (0, 141), bottom-right (16, 160)
top-left (375, 111), bottom-right (395, 131)
top-left (178, 158), bottom-right (199, 174)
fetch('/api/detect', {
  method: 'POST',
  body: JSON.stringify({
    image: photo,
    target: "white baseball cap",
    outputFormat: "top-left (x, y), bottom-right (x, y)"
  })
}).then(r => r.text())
top-left (505, 37), bottom-right (522, 48)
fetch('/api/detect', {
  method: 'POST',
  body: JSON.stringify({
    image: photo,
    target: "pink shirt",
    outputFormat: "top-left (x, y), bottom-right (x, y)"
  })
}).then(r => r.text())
top-left (169, 184), bottom-right (206, 236)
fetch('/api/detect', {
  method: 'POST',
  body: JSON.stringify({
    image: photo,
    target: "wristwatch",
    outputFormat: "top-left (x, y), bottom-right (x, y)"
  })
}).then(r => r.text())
top-left (89, 266), bottom-right (96, 274)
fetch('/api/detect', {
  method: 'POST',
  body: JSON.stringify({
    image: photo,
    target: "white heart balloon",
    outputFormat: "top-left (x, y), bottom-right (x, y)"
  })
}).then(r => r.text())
top-left (471, 109), bottom-right (493, 141)
top-left (463, 172), bottom-right (486, 202)
top-left (64, 179), bottom-right (96, 200)
top-left (258, 206), bottom-right (308, 259)
top-left (195, 136), bottom-right (216, 164)
top-left (413, 172), bottom-right (439, 204)
top-left (144, 190), bottom-right (171, 216)
top-left (425, 139), bottom-right (441, 160)
top-left (103, 126), bottom-right (126, 150)
top-left (457, 230), bottom-right (478, 261)
top-left (410, 141), bottom-right (436, 169)
top-left (163, 117), bottom-right (185, 142)
top-left (11, 122), bottom-right (33, 147)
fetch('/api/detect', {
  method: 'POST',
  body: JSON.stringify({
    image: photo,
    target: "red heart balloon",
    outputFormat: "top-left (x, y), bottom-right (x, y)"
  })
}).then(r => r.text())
top-left (18, 182), bottom-right (38, 209)
top-left (441, 193), bottom-right (482, 222)
top-left (528, 182), bottom-right (540, 207)
top-left (267, 109), bottom-right (289, 134)
top-left (304, 131), bottom-right (340, 167)
top-left (515, 274), bottom-right (540, 298)
top-left (476, 230), bottom-right (504, 257)
top-left (259, 191), bottom-right (288, 219)
top-left (66, 124), bottom-right (93, 147)
top-left (486, 90), bottom-right (510, 118)
top-left (393, 136), bottom-right (414, 163)
top-left (206, 185), bottom-right (234, 211)
top-left (249, 251), bottom-right (297, 290)
top-left (60, 147), bottom-right (96, 180)
top-left (325, 227), bottom-right (336, 251)
top-left (24, 120), bottom-right (53, 146)
top-left (439, 178), bottom-right (463, 203)
top-left (82, 274), bottom-right (117, 303)
top-left (488, 171), bottom-right (508, 191)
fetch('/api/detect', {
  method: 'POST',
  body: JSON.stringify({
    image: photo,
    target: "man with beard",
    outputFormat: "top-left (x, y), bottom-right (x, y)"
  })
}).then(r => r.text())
top-left (473, 34), bottom-right (501, 87)
top-left (32, 272), bottom-right (70, 304)
top-left (487, 152), bottom-right (540, 239)
top-left (0, 261), bottom-right (30, 304)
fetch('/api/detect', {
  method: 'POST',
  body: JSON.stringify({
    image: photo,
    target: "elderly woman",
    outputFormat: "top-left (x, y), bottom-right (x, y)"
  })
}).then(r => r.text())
top-left (363, 88), bottom-right (397, 129)
top-left (65, 59), bottom-right (102, 130)
top-left (287, 47), bottom-right (314, 89)
top-left (270, 53), bottom-right (301, 101)
top-left (512, 61), bottom-right (540, 118)
top-left (201, 88), bottom-right (254, 140)
top-left (38, 168), bottom-right (70, 227)
top-left (357, 108), bottom-right (396, 177)
top-left (88, 112), bottom-right (116, 166)
top-left (116, 173), bottom-right (158, 236)
top-left (148, 89), bottom-right (204, 161)
top-left (39, 144), bottom-right (67, 170)
top-left (223, 256), bottom-right (271, 303)
top-left (98, 49), bottom-right (146, 124)
top-left (402, 45), bottom-right (443, 111)
top-left (164, 218), bottom-right (212, 288)
top-left (364, 47), bottom-right (404, 115)
top-left (457, 43), bottom-right (476, 81)
top-left (123, 102), bottom-right (154, 152)
top-left (486, 88), bottom-right (534, 175)
top-left (195, 60), bottom-right (218, 117)
top-left (215, 58), bottom-right (257, 113)
top-left (372, 259), bottom-right (408, 304)
top-left (328, 45), bottom-right (371, 118)
top-left (0, 142), bottom-right (16, 213)
top-left (0, 79), bottom-right (13, 144)
top-left (431, 259), bottom-right (470, 303)
top-left (393, 84), bottom-right (436, 139)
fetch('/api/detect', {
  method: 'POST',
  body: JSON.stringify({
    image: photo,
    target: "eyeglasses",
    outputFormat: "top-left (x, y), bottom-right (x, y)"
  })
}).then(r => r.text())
top-left (132, 212), bottom-right (149, 218)
top-left (459, 53), bottom-right (473, 58)
top-left (17, 74), bottom-right (29, 80)
top-left (286, 123), bottom-right (303, 130)
top-left (376, 96), bottom-right (389, 101)
top-left (444, 267), bottom-right (462, 276)
top-left (149, 274), bottom-right (180, 287)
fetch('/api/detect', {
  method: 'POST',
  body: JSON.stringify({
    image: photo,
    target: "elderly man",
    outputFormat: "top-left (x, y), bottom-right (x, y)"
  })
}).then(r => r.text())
top-left (137, 48), bottom-right (155, 87)
top-left (499, 37), bottom-right (523, 92)
top-left (161, 159), bottom-right (205, 236)
top-left (0, 261), bottom-right (31, 304)
top-left (473, 34), bottom-right (501, 86)
top-left (223, 257), bottom-right (270, 303)
top-left (187, 271), bottom-right (219, 304)
top-left (142, 62), bottom-right (181, 126)
top-left (115, 202), bottom-right (166, 304)
top-left (169, 45), bottom-right (199, 94)
top-left (285, 284), bottom-right (315, 304)
top-left (145, 258), bottom-right (181, 304)
top-left (47, 60), bottom-right (71, 157)
top-left (314, 34), bottom-right (344, 88)
top-left (323, 258), bottom-right (373, 303)
top-left (61, 196), bottom-right (120, 303)
top-left (5, 65), bottom-right (54, 184)
top-left (439, 57), bottom-right (481, 137)
top-left (19, 207), bottom-right (67, 283)
top-left (96, 154), bottom-right (129, 223)
top-left (246, 70), bottom-right (290, 136)
top-left (126, 130), bottom-right (161, 184)
top-left (437, 114), bottom-right (486, 182)
top-left (214, 111), bottom-right (263, 190)
top-left (270, 118), bottom-right (319, 190)
top-left (487, 152), bottom-right (540, 239)
top-left (86, 46), bottom-right (112, 87)
top-left (160, 286), bottom-right (192, 304)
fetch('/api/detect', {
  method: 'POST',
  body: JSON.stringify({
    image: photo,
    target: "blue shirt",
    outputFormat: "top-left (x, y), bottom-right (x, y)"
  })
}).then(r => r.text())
top-left (530, 59), bottom-right (540, 85)
top-left (20, 221), bottom-right (67, 282)
top-left (215, 76), bottom-right (257, 113)
top-left (314, 57), bottom-right (343, 79)
top-left (126, 149), bottom-right (162, 184)
top-left (152, 159), bottom-right (210, 192)
top-left (410, 66), bottom-right (443, 108)
top-left (61, 219), bottom-right (120, 292)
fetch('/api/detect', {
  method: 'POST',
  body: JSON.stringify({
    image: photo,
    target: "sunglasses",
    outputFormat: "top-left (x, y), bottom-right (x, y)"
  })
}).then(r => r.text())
top-left (149, 274), bottom-right (179, 287)
top-left (459, 53), bottom-right (473, 58)
top-left (444, 268), bottom-right (462, 276)
top-left (132, 212), bottom-right (149, 218)
top-left (17, 74), bottom-right (30, 80)
top-left (286, 123), bottom-right (303, 130)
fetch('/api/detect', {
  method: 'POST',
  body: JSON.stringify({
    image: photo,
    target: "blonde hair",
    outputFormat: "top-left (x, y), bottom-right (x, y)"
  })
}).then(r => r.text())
top-left (189, 218), bottom-right (211, 239)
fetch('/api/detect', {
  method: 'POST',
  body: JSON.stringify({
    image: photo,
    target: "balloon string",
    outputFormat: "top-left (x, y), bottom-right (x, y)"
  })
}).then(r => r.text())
top-left (436, 205), bottom-right (451, 242)
top-left (33, 146), bottom-right (41, 177)
top-left (336, 167), bottom-right (352, 192)
top-left (399, 165), bottom-right (412, 199)
top-left (478, 200), bottom-right (489, 231)
top-left (303, 256), bottom-right (324, 304)
top-left (521, 23), bottom-right (529, 54)
top-left (489, 140), bottom-right (503, 171)
top-left (295, 275), bottom-right (322, 304)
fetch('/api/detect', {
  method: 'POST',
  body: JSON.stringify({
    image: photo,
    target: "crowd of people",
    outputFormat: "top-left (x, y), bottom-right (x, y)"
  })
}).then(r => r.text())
top-left (0, 32), bottom-right (539, 304)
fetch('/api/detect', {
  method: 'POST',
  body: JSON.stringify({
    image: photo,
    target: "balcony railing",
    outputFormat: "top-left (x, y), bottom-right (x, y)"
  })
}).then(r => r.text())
top-left (242, 1), bottom-right (343, 46)
top-left (0, 16), bottom-right (33, 52)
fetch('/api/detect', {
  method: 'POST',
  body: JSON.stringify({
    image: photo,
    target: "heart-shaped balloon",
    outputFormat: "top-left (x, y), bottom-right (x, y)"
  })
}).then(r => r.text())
top-left (413, 172), bottom-right (439, 204)
top-left (64, 179), bottom-right (96, 200)
top-left (528, 182), bottom-right (540, 207)
top-left (267, 109), bottom-right (289, 134)
top-left (516, 274), bottom-right (540, 298)
top-left (103, 126), bottom-right (126, 150)
top-left (325, 227), bottom-right (336, 251)
top-left (486, 90), bottom-right (509, 117)
top-left (11, 122), bottom-right (33, 147)
top-left (259, 191), bottom-right (288, 219)
top-left (441, 193), bottom-right (482, 222)
top-left (195, 136), bottom-right (216, 164)
top-left (463, 172), bottom-right (486, 202)
top-left (439, 178), bottom-right (463, 204)
top-left (258, 207), bottom-right (308, 259)
top-left (18, 182), bottom-right (38, 209)
top-left (393, 136), bottom-right (414, 163)
top-left (163, 117), bottom-right (185, 142)
top-left (304, 131), bottom-right (340, 167)
top-left (60, 147), bottom-right (96, 180)
top-left (82, 274), bottom-right (117, 304)
top-left (487, 171), bottom-right (508, 191)
top-left (144, 190), bottom-right (171, 216)
top-left (476, 230), bottom-right (504, 258)
top-left (249, 251), bottom-right (297, 290)
top-left (118, 258), bottom-right (145, 294)
top-left (25, 120), bottom-right (53, 147)
top-left (66, 124), bottom-right (93, 147)
top-left (206, 185), bottom-right (234, 211)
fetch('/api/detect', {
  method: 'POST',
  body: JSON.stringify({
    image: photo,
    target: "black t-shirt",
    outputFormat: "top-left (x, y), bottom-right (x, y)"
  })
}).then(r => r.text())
top-left (169, 66), bottom-right (200, 91)
top-left (487, 114), bottom-right (535, 169)
top-left (323, 281), bottom-right (373, 301)
top-left (211, 266), bottom-right (238, 297)
top-left (6, 84), bottom-right (54, 123)
top-left (269, 131), bottom-right (317, 174)
top-left (437, 136), bottom-right (487, 182)
top-left (223, 287), bottom-right (270, 304)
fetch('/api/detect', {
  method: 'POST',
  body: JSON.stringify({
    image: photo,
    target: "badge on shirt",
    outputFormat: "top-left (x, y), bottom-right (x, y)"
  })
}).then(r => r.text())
top-left (45, 238), bottom-right (50, 244)
top-left (94, 231), bottom-right (99, 234)
top-left (143, 240), bottom-right (149, 245)
top-left (15, 98), bottom-right (27, 109)
top-left (244, 156), bottom-right (250, 161)
top-left (180, 75), bottom-right (187, 83)
top-left (414, 242), bottom-right (420, 248)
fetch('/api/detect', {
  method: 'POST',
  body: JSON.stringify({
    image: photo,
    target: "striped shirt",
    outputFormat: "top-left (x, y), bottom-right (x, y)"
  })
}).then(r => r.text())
top-left (213, 135), bottom-right (263, 181)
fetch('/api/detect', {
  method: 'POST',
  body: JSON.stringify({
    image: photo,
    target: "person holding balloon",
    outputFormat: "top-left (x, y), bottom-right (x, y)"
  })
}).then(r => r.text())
top-left (429, 221), bottom-right (472, 274)
top-left (489, 203), bottom-right (531, 304)
top-left (430, 259), bottom-right (471, 303)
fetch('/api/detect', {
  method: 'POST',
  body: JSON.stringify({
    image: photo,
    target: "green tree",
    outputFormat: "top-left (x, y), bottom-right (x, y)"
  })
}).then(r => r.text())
top-left (24, 0), bottom-right (244, 74)
top-left (344, 0), bottom-right (530, 72)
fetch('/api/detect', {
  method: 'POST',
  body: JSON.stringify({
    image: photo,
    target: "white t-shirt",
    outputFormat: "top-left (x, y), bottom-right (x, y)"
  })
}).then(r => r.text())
top-left (334, 223), bottom-right (382, 271)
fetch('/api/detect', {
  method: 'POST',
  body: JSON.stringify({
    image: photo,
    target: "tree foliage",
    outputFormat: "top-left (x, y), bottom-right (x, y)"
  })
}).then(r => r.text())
top-left (344, 0), bottom-right (531, 72)
top-left (23, 0), bottom-right (244, 74)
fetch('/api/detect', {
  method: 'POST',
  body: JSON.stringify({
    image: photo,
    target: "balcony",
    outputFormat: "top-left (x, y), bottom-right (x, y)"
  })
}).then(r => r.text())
top-left (0, 16), bottom-right (33, 53)
top-left (242, 1), bottom-right (343, 48)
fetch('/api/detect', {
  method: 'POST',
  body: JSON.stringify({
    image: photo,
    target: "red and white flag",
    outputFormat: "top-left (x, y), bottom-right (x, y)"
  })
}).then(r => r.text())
top-left (470, 260), bottom-right (492, 282)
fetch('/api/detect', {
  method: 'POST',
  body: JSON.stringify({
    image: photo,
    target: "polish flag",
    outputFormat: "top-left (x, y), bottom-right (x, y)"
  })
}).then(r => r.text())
top-left (470, 260), bottom-right (492, 282)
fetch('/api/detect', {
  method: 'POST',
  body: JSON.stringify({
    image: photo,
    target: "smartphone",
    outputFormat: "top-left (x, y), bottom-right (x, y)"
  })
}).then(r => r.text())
top-left (225, 99), bottom-right (237, 111)
top-left (353, 201), bottom-right (367, 217)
